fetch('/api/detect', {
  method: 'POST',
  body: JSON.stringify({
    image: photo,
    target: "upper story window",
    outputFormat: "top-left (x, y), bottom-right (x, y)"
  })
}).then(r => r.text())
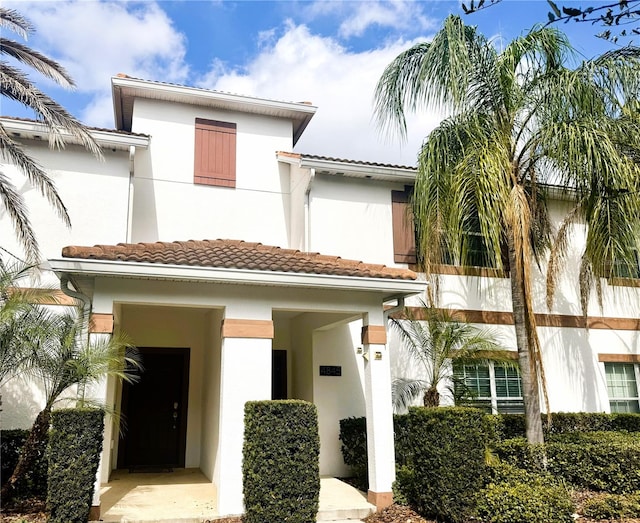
top-left (391, 189), bottom-right (417, 264)
top-left (611, 250), bottom-right (640, 280)
top-left (605, 362), bottom-right (640, 413)
top-left (454, 361), bottom-right (524, 414)
top-left (194, 118), bottom-right (236, 188)
top-left (390, 189), bottom-right (506, 273)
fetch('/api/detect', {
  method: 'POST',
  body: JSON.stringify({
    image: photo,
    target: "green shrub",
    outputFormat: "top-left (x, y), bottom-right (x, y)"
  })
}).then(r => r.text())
top-left (582, 491), bottom-right (640, 519)
top-left (495, 432), bottom-right (640, 493)
top-left (494, 438), bottom-right (547, 473)
top-left (497, 414), bottom-right (527, 440)
top-left (393, 414), bottom-right (412, 467)
top-left (47, 408), bottom-right (104, 523)
top-left (494, 412), bottom-right (640, 440)
top-left (477, 476), bottom-right (574, 523)
top-left (406, 407), bottom-right (493, 523)
top-left (338, 416), bottom-right (368, 490)
top-left (1, 428), bottom-right (48, 498)
top-left (611, 413), bottom-right (640, 432)
top-left (243, 400), bottom-right (320, 523)
top-left (547, 433), bottom-right (640, 493)
top-left (338, 414), bottom-right (413, 490)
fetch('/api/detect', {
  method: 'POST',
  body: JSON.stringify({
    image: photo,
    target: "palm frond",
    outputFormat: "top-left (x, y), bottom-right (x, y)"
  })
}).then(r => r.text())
top-left (0, 8), bottom-right (32, 40)
top-left (0, 169), bottom-right (39, 262)
top-left (1, 38), bottom-right (74, 87)
top-left (392, 378), bottom-right (429, 413)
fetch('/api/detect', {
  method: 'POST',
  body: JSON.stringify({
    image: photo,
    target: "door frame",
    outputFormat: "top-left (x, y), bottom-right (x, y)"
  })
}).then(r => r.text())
top-left (117, 347), bottom-right (190, 469)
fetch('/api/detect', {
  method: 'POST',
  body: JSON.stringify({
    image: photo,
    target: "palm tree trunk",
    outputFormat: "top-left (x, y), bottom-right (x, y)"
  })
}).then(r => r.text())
top-left (1, 407), bottom-right (51, 504)
top-left (508, 233), bottom-right (544, 445)
top-left (423, 387), bottom-right (440, 408)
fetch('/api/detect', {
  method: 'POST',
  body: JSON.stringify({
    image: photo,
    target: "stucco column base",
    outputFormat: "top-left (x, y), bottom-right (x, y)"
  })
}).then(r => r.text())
top-left (89, 505), bottom-right (101, 521)
top-left (368, 491), bottom-right (393, 510)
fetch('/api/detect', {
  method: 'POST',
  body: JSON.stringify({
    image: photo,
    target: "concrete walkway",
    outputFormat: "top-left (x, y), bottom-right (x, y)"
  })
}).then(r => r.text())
top-left (97, 470), bottom-right (374, 522)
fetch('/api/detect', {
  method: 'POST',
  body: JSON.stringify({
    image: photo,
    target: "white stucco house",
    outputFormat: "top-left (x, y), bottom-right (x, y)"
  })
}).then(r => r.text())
top-left (1, 75), bottom-right (639, 518)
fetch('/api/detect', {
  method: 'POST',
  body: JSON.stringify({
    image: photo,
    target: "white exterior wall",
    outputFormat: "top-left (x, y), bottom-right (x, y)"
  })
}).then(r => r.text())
top-left (201, 308), bottom-right (223, 481)
top-left (312, 320), bottom-right (366, 477)
top-left (0, 142), bottom-right (131, 262)
top-left (129, 98), bottom-right (294, 247)
top-left (308, 175), bottom-right (401, 265)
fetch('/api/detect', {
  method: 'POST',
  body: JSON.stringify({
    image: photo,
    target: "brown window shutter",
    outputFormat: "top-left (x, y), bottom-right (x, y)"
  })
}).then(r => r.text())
top-left (194, 118), bottom-right (237, 187)
top-left (391, 190), bottom-right (417, 264)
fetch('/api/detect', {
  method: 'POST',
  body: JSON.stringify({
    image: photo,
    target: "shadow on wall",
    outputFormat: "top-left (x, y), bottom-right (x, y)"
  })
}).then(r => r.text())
top-left (0, 377), bottom-right (46, 429)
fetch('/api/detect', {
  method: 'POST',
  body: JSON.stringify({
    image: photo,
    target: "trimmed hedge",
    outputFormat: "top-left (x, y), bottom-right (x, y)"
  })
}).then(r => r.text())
top-left (582, 491), bottom-right (640, 519)
top-left (243, 400), bottom-right (320, 523)
top-left (338, 416), bottom-right (368, 490)
top-left (1, 428), bottom-right (48, 497)
top-left (339, 414), bottom-right (413, 490)
top-left (477, 476), bottom-right (574, 523)
top-left (496, 432), bottom-right (640, 493)
top-left (47, 408), bottom-right (104, 523)
top-left (400, 407), bottom-right (493, 523)
top-left (497, 412), bottom-right (640, 440)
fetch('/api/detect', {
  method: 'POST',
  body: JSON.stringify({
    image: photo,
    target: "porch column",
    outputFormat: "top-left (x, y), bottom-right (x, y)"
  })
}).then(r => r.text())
top-left (87, 312), bottom-right (115, 522)
top-left (362, 312), bottom-right (395, 510)
top-left (215, 317), bottom-right (273, 516)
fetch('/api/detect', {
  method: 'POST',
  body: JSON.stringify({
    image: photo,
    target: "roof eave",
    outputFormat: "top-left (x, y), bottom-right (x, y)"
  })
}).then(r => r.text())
top-left (111, 76), bottom-right (317, 144)
top-left (299, 156), bottom-right (417, 182)
top-left (0, 117), bottom-right (149, 150)
top-left (49, 258), bottom-right (424, 299)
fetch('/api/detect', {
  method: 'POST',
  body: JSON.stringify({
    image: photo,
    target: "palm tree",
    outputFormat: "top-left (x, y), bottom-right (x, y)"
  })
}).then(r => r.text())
top-left (0, 259), bottom-right (60, 387)
top-left (1, 7), bottom-right (101, 262)
top-left (375, 16), bottom-right (640, 443)
top-left (0, 306), bottom-right (139, 503)
top-left (391, 302), bottom-right (512, 411)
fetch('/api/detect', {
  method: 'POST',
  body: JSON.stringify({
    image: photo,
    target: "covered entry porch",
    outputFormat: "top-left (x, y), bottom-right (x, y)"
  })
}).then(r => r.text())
top-left (98, 470), bottom-right (374, 522)
top-left (51, 240), bottom-right (424, 518)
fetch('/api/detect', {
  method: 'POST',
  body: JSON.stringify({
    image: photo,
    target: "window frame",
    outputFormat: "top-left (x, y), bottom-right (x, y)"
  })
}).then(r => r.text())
top-left (454, 360), bottom-right (524, 415)
top-left (389, 187), bottom-right (508, 277)
top-left (604, 361), bottom-right (640, 413)
top-left (610, 249), bottom-right (640, 287)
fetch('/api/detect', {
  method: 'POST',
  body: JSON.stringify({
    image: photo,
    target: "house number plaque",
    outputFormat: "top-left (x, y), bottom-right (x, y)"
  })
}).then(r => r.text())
top-left (319, 365), bottom-right (342, 376)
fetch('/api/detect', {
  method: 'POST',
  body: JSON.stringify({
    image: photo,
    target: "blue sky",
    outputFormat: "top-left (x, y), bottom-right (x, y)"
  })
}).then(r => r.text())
top-left (4, 1), bottom-right (622, 165)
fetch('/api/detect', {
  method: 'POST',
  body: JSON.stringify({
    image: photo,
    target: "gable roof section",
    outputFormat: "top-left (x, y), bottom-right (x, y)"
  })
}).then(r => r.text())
top-left (61, 239), bottom-right (416, 281)
top-left (112, 75), bottom-right (317, 145)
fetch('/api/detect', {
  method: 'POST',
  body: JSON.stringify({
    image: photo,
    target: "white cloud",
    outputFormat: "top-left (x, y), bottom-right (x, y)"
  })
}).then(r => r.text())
top-left (197, 22), bottom-right (443, 166)
top-left (305, 0), bottom-right (437, 39)
top-left (338, 1), bottom-right (437, 38)
top-left (12, 0), bottom-right (188, 127)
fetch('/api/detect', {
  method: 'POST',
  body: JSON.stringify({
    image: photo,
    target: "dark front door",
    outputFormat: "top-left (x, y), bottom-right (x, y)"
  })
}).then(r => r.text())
top-left (272, 349), bottom-right (287, 400)
top-left (118, 348), bottom-right (190, 470)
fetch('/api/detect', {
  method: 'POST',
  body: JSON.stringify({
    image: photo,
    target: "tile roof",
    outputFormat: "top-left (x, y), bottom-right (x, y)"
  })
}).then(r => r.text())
top-left (61, 239), bottom-right (417, 281)
top-left (298, 153), bottom-right (416, 171)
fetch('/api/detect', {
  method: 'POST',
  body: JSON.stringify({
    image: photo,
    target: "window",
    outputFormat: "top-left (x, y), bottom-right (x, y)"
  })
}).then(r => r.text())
top-left (194, 118), bottom-right (236, 187)
top-left (605, 362), bottom-right (640, 413)
top-left (390, 189), bottom-right (505, 271)
top-left (611, 250), bottom-right (640, 280)
top-left (391, 189), bottom-right (417, 264)
top-left (454, 361), bottom-right (524, 414)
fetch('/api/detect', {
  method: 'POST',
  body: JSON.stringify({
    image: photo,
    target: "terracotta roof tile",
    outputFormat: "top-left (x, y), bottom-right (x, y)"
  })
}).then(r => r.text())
top-left (298, 153), bottom-right (416, 170)
top-left (61, 239), bottom-right (416, 281)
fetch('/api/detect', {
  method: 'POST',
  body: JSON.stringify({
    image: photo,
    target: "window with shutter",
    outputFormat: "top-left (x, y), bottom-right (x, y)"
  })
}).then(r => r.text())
top-left (194, 118), bottom-right (236, 188)
top-left (391, 189), bottom-right (416, 264)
